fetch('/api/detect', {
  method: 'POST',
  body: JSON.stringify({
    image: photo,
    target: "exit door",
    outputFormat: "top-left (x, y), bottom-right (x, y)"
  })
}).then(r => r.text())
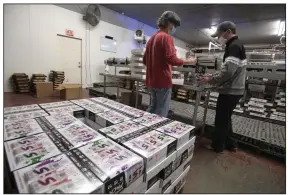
top-left (57, 35), bottom-right (82, 84)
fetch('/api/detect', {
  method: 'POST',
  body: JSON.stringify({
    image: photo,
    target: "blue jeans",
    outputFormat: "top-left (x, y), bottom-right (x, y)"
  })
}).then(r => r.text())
top-left (147, 88), bottom-right (172, 117)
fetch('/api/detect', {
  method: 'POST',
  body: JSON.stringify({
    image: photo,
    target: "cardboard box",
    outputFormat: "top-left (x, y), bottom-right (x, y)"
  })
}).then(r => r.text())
top-left (35, 82), bottom-right (53, 98)
top-left (156, 121), bottom-right (196, 149)
top-left (87, 109), bottom-right (131, 130)
top-left (39, 101), bottom-right (74, 109)
top-left (14, 153), bottom-right (104, 193)
top-left (4, 132), bottom-right (66, 171)
top-left (101, 99), bottom-right (126, 110)
top-left (70, 138), bottom-right (144, 193)
top-left (98, 121), bottom-right (152, 144)
top-left (49, 120), bottom-right (105, 150)
top-left (124, 130), bottom-right (177, 172)
top-left (120, 175), bottom-right (145, 194)
top-left (55, 84), bottom-right (82, 100)
top-left (4, 118), bottom-right (47, 141)
top-left (145, 180), bottom-right (161, 193)
top-left (4, 104), bottom-right (41, 115)
top-left (45, 105), bottom-right (86, 122)
top-left (118, 105), bottom-right (149, 118)
top-left (38, 113), bottom-right (79, 130)
top-left (71, 99), bottom-right (96, 107)
top-left (4, 110), bottom-right (49, 122)
top-left (163, 165), bottom-right (190, 194)
top-left (89, 97), bottom-right (111, 104)
top-left (133, 113), bottom-right (172, 129)
top-left (144, 151), bottom-right (177, 191)
top-left (162, 145), bottom-right (194, 192)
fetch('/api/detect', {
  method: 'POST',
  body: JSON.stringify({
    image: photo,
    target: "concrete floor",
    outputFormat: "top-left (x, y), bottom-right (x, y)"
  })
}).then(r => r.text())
top-left (4, 90), bottom-right (286, 194)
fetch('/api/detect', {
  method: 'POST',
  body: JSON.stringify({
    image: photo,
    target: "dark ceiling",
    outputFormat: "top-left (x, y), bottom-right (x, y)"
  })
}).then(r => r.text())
top-left (102, 4), bottom-right (286, 45)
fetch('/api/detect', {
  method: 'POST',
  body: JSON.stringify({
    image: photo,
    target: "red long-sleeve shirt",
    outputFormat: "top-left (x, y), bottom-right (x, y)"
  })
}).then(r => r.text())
top-left (143, 31), bottom-right (184, 88)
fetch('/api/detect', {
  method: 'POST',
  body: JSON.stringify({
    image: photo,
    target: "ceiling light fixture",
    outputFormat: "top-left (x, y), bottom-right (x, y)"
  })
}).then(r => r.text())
top-left (208, 26), bottom-right (217, 35)
top-left (277, 20), bottom-right (285, 36)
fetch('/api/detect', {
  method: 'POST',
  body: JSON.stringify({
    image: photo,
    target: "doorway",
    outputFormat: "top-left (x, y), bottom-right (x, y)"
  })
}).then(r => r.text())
top-left (57, 35), bottom-right (82, 84)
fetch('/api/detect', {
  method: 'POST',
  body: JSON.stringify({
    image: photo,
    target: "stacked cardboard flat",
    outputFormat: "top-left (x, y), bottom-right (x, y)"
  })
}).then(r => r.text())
top-left (49, 71), bottom-right (65, 90)
top-left (11, 73), bottom-right (30, 93)
top-left (30, 74), bottom-right (46, 92)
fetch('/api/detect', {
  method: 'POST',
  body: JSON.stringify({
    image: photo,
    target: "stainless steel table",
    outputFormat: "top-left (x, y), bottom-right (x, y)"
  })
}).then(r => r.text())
top-left (99, 73), bottom-right (211, 129)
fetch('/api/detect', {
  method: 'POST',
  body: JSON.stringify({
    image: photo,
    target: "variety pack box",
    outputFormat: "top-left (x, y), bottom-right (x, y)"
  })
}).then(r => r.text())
top-left (98, 121), bottom-right (152, 144)
top-left (4, 119), bottom-right (48, 141)
top-left (89, 97), bottom-right (111, 104)
top-left (45, 105), bottom-right (86, 122)
top-left (123, 130), bottom-right (177, 172)
top-left (144, 179), bottom-right (161, 194)
top-left (133, 114), bottom-right (172, 129)
top-left (70, 99), bottom-right (96, 107)
top-left (162, 139), bottom-right (195, 193)
top-left (39, 101), bottom-right (74, 109)
top-left (156, 121), bottom-right (196, 149)
top-left (14, 153), bottom-right (104, 193)
top-left (4, 132), bottom-right (67, 171)
top-left (4, 104), bottom-right (41, 115)
top-left (37, 113), bottom-right (79, 130)
top-left (101, 99), bottom-right (126, 110)
top-left (49, 120), bottom-right (105, 150)
top-left (4, 110), bottom-right (49, 122)
top-left (87, 109), bottom-right (131, 130)
top-left (163, 165), bottom-right (190, 194)
top-left (144, 151), bottom-right (177, 191)
top-left (70, 138), bottom-right (144, 193)
top-left (118, 105), bottom-right (149, 118)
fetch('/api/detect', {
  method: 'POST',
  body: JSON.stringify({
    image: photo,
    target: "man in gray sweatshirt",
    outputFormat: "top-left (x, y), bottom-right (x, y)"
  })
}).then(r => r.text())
top-left (200, 21), bottom-right (247, 153)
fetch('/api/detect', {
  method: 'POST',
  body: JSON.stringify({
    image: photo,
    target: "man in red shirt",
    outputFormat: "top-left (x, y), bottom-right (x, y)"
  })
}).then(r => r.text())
top-left (143, 11), bottom-right (196, 117)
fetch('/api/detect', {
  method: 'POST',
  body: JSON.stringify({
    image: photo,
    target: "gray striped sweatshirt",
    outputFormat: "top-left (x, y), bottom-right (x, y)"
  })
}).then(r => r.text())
top-left (210, 36), bottom-right (247, 95)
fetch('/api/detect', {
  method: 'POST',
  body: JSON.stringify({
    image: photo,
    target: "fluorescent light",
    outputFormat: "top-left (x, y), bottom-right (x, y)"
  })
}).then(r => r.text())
top-left (277, 21), bottom-right (285, 36)
top-left (207, 26), bottom-right (217, 35)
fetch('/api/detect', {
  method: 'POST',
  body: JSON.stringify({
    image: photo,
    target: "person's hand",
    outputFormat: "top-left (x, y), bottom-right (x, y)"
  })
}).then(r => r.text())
top-left (183, 58), bottom-right (196, 64)
top-left (198, 75), bottom-right (212, 84)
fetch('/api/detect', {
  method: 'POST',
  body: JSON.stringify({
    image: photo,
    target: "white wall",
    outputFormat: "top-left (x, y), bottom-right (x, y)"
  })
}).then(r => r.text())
top-left (4, 4), bottom-right (188, 92)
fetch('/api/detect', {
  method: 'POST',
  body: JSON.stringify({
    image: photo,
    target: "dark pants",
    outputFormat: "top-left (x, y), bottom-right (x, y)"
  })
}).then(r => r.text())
top-left (212, 94), bottom-right (242, 152)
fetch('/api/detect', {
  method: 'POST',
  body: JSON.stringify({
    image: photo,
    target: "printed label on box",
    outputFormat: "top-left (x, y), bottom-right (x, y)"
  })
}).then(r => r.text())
top-left (4, 110), bottom-right (49, 122)
top-left (4, 119), bottom-right (45, 141)
top-left (50, 121), bottom-right (105, 149)
top-left (74, 138), bottom-right (144, 193)
top-left (133, 114), bottom-right (169, 127)
top-left (4, 133), bottom-right (62, 171)
top-left (14, 153), bottom-right (103, 193)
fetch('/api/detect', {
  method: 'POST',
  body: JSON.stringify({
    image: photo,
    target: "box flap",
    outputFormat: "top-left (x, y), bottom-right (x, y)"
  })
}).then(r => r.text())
top-left (55, 84), bottom-right (81, 90)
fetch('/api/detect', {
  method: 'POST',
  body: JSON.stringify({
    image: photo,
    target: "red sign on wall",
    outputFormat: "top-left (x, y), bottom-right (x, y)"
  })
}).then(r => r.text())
top-left (65, 29), bottom-right (74, 37)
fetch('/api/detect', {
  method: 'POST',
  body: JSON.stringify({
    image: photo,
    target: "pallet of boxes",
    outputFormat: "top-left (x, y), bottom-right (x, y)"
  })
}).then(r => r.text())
top-left (4, 97), bottom-right (196, 193)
